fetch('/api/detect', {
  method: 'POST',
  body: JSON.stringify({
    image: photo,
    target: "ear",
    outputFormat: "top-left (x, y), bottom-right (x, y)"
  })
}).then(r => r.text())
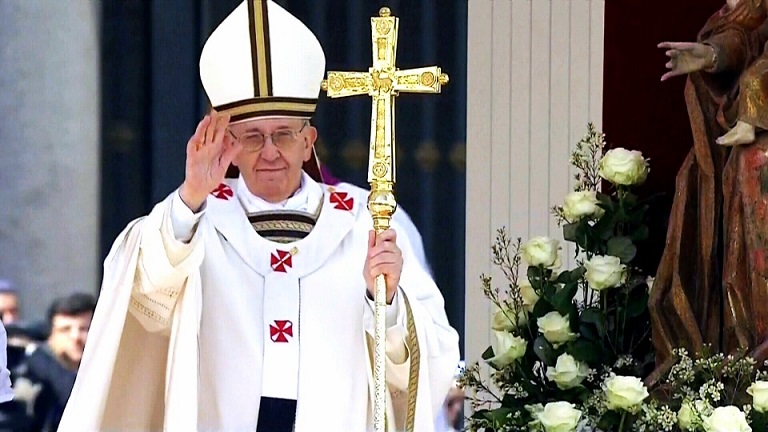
top-left (303, 125), bottom-right (318, 162)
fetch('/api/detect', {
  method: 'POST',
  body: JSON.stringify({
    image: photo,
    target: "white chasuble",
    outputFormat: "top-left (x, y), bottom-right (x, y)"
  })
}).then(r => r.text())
top-left (58, 175), bottom-right (460, 432)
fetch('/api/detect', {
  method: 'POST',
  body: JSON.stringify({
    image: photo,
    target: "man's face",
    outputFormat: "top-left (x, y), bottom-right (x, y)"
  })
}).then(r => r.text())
top-left (48, 312), bottom-right (92, 368)
top-left (231, 117), bottom-right (316, 203)
top-left (0, 293), bottom-right (19, 324)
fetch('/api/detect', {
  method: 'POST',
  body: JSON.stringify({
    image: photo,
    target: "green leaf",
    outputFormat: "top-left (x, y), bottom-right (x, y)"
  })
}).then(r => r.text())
top-left (481, 346), bottom-right (494, 361)
top-left (622, 192), bottom-right (639, 206)
top-left (542, 282), bottom-right (557, 301)
top-left (553, 282), bottom-right (579, 315)
top-left (532, 297), bottom-right (554, 318)
top-left (568, 303), bottom-right (580, 332)
top-left (555, 267), bottom-right (586, 285)
top-left (592, 211), bottom-right (617, 241)
top-left (533, 336), bottom-right (556, 365)
top-left (607, 236), bottom-right (637, 263)
top-left (630, 224), bottom-right (650, 242)
top-left (555, 270), bottom-right (572, 285)
top-left (580, 308), bottom-right (606, 337)
top-left (626, 276), bottom-right (648, 291)
top-left (569, 266), bottom-right (587, 282)
top-left (574, 220), bottom-right (593, 251)
top-left (527, 266), bottom-right (543, 286)
top-left (625, 204), bottom-right (650, 224)
top-left (751, 409), bottom-right (768, 431)
top-left (626, 287), bottom-right (650, 318)
top-left (569, 338), bottom-right (603, 364)
top-left (562, 219), bottom-right (588, 251)
top-left (563, 222), bottom-right (578, 242)
top-left (488, 407), bottom-right (515, 424)
top-left (578, 322), bottom-right (600, 342)
top-left (597, 410), bottom-right (623, 430)
top-left (597, 193), bottom-right (615, 210)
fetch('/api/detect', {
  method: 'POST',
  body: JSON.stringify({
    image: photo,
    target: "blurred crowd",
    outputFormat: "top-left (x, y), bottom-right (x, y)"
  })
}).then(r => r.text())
top-left (0, 281), bottom-right (95, 432)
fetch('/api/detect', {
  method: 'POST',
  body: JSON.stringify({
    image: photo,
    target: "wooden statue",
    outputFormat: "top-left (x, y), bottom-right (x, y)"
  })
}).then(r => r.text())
top-left (649, 0), bottom-right (768, 382)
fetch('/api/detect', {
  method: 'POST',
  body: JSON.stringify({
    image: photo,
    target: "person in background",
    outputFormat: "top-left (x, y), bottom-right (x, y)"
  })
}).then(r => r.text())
top-left (12, 293), bottom-right (95, 432)
top-left (0, 280), bottom-right (20, 325)
top-left (0, 319), bottom-right (17, 432)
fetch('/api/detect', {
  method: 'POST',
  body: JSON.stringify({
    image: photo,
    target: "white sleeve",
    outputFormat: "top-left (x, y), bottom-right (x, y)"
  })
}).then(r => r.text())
top-left (128, 193), bottom-right (205, 332)
top-left (364, 288), bottom-right (410, 391)
top-left (169, 190), bottom-right (206, 243)
top-left (365, 288), bottom-right (403, 329)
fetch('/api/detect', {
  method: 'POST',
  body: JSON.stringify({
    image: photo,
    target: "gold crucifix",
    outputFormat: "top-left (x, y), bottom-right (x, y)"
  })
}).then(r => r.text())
top-left (321, 7), bottom-right (448, 432)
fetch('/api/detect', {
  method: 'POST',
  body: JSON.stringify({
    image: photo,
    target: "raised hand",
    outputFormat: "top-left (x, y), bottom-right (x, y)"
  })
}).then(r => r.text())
top-left (179, 112), bottom-right (242, 212)
top-left (658, 42), bottom-right (716, 81)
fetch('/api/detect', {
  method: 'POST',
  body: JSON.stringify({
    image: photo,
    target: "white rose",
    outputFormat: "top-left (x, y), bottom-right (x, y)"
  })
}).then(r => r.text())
top-left (677, 401), bottom-right (695, 431)
top-left (562, 191), bottom-right (604, 222)
top-left (535, 401), bottom-right (582, 432)
top-left (703, 406), bottom-right (751, 432)
top-left (546, 353), bottom-right (591, 390)
top-left (748, 381), bottom-right (768, 413)
top-left (488, 331), bottom-right (527, 368)
top-left (522, 237), bottom-right (561, 269)
top-left (603, 374), bottom-right (649, 413)
top-left (519, 278), bottom-right (540, 313)
top-left (584, 255), bottom-right (627, 291)
top-left (599, 148), bottom-right (649, 186)
top-left (537, 311), bottom-right (578, 348)
top-left (678, 400), bottom-right (711, 431)
top-left (491, 305), bottom-right (527, 331)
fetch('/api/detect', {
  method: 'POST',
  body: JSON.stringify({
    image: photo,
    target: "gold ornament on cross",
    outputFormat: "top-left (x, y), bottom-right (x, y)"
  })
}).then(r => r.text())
top-left (321, 7), bottom-right (448, 432)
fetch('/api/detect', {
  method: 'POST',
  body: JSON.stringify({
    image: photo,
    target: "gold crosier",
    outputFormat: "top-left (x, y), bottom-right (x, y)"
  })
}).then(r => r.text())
top-left (321, 7), bottom-right (448, 432)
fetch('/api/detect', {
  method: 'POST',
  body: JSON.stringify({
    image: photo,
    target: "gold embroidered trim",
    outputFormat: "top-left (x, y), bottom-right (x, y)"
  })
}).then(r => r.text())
top-left (403, 294), bottom-right (420, 432)
top-left (129, 297), bottom-right (170, 325)
top-left (217, 100), bottom-right (317, 118)
top-left (260, 236), bottom-right (299, 244)
top-left (250, 220), bottom-right (314, 233)
top-left (252, 0), bottom-right (270, 97)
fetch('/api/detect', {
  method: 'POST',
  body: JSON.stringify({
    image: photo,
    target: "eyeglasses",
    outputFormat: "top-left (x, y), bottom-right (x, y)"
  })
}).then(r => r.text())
top-left (231, 122), bottom-right (309, 153)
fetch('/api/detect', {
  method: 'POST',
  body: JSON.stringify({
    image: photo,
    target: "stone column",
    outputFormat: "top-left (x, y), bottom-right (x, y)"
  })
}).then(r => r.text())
top-left (0, 1), bottom-right (100, 319)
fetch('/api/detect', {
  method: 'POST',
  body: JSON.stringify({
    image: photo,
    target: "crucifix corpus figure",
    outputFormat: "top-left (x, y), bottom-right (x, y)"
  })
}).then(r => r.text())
top-left (57, 1), bottom-right (459, 431)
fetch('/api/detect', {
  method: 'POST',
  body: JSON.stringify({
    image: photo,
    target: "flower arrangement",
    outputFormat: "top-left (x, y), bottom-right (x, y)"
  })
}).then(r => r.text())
top-left (461, 124), bottom-right (768, 431)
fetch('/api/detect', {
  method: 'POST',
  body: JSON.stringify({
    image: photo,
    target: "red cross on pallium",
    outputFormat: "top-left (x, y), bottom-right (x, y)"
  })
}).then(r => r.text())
top-left (329, 191), bottom-right (354, 211)
top-left (269, 320), bottom-right (293, 343)
top-left (211, 183), bottom-right (234, 200)
top-left (270, 249), bottom-right (293, 273)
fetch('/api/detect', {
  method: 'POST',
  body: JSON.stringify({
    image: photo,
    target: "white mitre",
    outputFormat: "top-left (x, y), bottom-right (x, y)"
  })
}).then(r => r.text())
top-left (200, 0), bottom-right (326, 122)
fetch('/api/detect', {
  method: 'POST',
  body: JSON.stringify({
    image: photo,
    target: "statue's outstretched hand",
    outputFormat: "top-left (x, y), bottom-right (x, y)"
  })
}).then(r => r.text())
top-left (658, 42), bottom-right (716, 81)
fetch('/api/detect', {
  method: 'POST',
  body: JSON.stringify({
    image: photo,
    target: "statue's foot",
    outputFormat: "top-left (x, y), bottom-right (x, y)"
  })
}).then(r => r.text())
top-left (716, 121), bottom-right (756, 146)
